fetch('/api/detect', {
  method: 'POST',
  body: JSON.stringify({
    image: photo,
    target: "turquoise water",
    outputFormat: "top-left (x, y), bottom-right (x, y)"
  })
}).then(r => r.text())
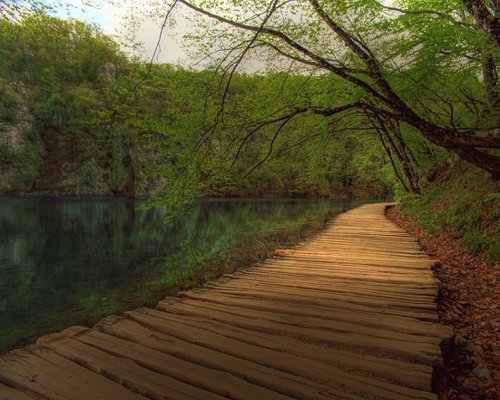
top-left (0, 197), bottom-right (370, 354)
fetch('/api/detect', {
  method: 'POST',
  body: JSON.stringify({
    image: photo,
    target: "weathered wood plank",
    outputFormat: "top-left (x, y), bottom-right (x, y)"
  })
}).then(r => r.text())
top-left (39, 327), bottom-right (299, 400)
top-left (177, 290), bottom-right (450, 338)
top-left (164, 297), bottom-right (442, 346)
top-left (0, 383), bottom-right (34, 400)
top-left (219, 274), bottom-right (438, 303)
top-left (201, 284), bottom-right (439, 321)
top-left (0, 347), bottom-right (145, 400)
top-left (227, 270), bottom-right (438, 296)
top-left (155, 301), bottom-right (440, 365)
top-left (211, 274), bottom-right (438, 304)
top-left (101, 315), bottom-right (437, 400)
top-left (123, 309), bottom-right (436, 393)
top-left (97, 316), bottom-right (359, 400)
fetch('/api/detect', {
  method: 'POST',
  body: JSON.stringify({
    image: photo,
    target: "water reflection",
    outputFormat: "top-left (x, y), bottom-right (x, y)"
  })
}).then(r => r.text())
top-left (0, 197), bottom-right (367, 353)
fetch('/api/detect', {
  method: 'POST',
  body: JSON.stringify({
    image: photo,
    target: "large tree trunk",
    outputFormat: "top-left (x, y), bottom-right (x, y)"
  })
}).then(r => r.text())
top-left (370, 114), bottom-right (421, 193)
top-left (483, 55), bottom-right (499, 108)
top-left (452, 146), bottom-right (500, 178)
top-left (395, 112), bottom-right (500, 176)
top-left (462, 0), bottom-right (500, 49)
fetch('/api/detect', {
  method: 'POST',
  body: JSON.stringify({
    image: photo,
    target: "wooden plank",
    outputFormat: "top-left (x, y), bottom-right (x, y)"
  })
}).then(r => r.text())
top-left (230, 267), bottom-right (438, 288)
top-left (220, 274), bottom-right (438, 303)
top-left (96, 317), bottom-right (360, 400)
top-left (237, 265), bottom-right (438, 285)
top-left (155, 301), bottom-right (439, 365)
top-left (226, 270), bottom-right (438, 296)
top-left (216, 273), bottom-right (438, 304)
top-left (201, 284), bottom-right (439, 321)
top-left (0, 383), bottom-right (34, 400)
top-left (123, 310), bottom-right (436, 396)
top-left (168, 296), bottom-right (442, 346)
top-left (178, 290), bottom-right (451, 338)
top-left (39, 327), bottom-right (299, 400)
top-left (0, 347), bottom-right (145, 400)
top-left (126, 307), bottom-right (432, 376)
top-left (272, 253), bottom-right (430, 264)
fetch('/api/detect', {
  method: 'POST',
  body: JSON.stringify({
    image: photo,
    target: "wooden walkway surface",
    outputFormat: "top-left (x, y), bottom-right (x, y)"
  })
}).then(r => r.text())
top-left (0, 203), bottom-right (452, 400)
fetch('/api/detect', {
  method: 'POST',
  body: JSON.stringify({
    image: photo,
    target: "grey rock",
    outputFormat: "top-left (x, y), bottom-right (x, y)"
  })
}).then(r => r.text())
top-left (97, 62), bottom-right (116, 86)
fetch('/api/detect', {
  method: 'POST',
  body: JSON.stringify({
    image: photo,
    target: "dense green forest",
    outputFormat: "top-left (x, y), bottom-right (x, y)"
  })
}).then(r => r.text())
top-left (0, 13), bottom-right (392, 200)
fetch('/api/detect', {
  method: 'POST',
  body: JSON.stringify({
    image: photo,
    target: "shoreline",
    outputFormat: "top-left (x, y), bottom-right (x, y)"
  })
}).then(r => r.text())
top-left (0, 192), bottom-right (388, 201)
top-left (0, 201), bottom-right (342, 356)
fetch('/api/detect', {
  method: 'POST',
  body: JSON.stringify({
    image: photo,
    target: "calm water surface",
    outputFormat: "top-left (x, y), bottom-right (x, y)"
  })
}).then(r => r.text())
top-left (0, 197), bottom-right (372, 354)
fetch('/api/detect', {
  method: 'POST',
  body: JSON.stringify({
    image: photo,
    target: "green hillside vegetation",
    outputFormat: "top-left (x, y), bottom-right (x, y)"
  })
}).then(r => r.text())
top-left (1, 2), bottom-right (499, 396)
top-left (397, 162), bottom-right (499, 264)
top-left (0, 13), bottom-right (392, 199)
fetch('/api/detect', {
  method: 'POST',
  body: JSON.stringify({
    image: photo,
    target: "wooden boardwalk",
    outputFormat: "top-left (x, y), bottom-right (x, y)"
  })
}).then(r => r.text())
top-left (0, 203), bottom-right (452, 400)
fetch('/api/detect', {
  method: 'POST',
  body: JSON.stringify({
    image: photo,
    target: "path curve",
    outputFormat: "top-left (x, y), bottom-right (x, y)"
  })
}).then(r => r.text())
top-left (0, 203), bottom-right (452, 400)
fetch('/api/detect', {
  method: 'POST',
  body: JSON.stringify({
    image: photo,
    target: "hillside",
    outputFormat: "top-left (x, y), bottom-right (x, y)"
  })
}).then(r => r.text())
top-left (0, 15), bottom-right (392, 199)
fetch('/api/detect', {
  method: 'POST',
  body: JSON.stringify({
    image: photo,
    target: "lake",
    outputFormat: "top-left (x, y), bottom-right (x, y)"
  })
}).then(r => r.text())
top-left (0, 197), bottom-right (372, 354)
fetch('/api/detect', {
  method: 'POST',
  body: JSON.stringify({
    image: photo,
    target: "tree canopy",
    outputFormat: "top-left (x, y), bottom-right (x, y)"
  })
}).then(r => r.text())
top-left (167, 0), bottom-right (499, 177)
top-left (1, 0), bottom-right (499, 218)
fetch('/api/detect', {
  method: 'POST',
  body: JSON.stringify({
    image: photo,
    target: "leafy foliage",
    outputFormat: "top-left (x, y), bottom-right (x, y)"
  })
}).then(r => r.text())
top-left (0, 13), bottom-right (393, 206)
top-left (398, 161), bottom-right (500, 264)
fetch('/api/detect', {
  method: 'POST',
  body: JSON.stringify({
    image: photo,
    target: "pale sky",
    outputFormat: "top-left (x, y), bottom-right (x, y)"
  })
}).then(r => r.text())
top-left (50, 0), bottom-right (394, 70)
top-left (53, 0), bottom-right (193, 65)
top-left (50, 0), bottom-right (272, 71)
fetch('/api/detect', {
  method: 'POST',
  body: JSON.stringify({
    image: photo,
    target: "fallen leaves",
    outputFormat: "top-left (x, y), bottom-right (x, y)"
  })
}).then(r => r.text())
top-left (386, 207), bottom-right (499, 400)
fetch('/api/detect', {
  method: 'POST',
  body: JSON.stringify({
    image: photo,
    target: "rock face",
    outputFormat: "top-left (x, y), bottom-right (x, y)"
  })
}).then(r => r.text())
top-left (0, 84), bottom-right (28, 150)
top-left (97, 62), bottom-right (116, 86)
top-left (0, 82), bottom-right (44, 193)
top-left (0, 79), bottom-right (167, 197)
top-left (0, 72), bottom-right (168, 197)
top-left (0, 69), bottom-right (160, 197)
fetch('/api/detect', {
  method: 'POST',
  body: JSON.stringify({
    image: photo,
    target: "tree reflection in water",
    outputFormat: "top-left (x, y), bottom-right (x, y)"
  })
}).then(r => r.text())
top-left (0, 197), bottom-right (370, 354)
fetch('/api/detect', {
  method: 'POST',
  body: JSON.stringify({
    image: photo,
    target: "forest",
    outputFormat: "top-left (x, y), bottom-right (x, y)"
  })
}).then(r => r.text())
top-left (0, 13), bottom-right (391, 200)
top-left (0, 0), bottom-right (499, 398)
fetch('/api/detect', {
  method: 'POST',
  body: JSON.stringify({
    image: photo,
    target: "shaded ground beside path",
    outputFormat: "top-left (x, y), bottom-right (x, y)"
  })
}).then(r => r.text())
top-left (387, 207), bottom-right (499, 400)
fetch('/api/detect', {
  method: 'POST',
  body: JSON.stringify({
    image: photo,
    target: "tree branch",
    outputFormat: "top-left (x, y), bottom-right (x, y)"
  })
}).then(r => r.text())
top-left (177, 0), bottom-right (390, 105)
top-left (462, 0), bottom-right (500, 48)
top-left (379, 3), bottom-right (472, 28)
top-left (243, 112), bottom-right (296, 177)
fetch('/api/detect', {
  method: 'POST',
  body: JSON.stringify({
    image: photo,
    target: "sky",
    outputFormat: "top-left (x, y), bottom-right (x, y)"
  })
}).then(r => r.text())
top-left (49, 0), bottom-right (394, 71)
top-left (52, 0), bottom-right (192, 65)
top-left (49, 0), bottom-right (271, 71)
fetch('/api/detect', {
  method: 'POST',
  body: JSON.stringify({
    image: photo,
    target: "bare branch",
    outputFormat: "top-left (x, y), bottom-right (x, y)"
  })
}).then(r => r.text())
top-left (309, 0), bottom-right (374, 64)
top-left (132, 0), bottom-right (178, 94)
top-left (243, 111), bottom-right (297, 177)
top-left (379, 3), bottom-right (472, 28)
top-left (263, 41), bottom-right (367, 74)
top-left (218, 0), bottom-right (280, 122)
top-left (177, 0), bottom-right (390, 105)
top-left (232, 109), bottom-right (307, 164)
